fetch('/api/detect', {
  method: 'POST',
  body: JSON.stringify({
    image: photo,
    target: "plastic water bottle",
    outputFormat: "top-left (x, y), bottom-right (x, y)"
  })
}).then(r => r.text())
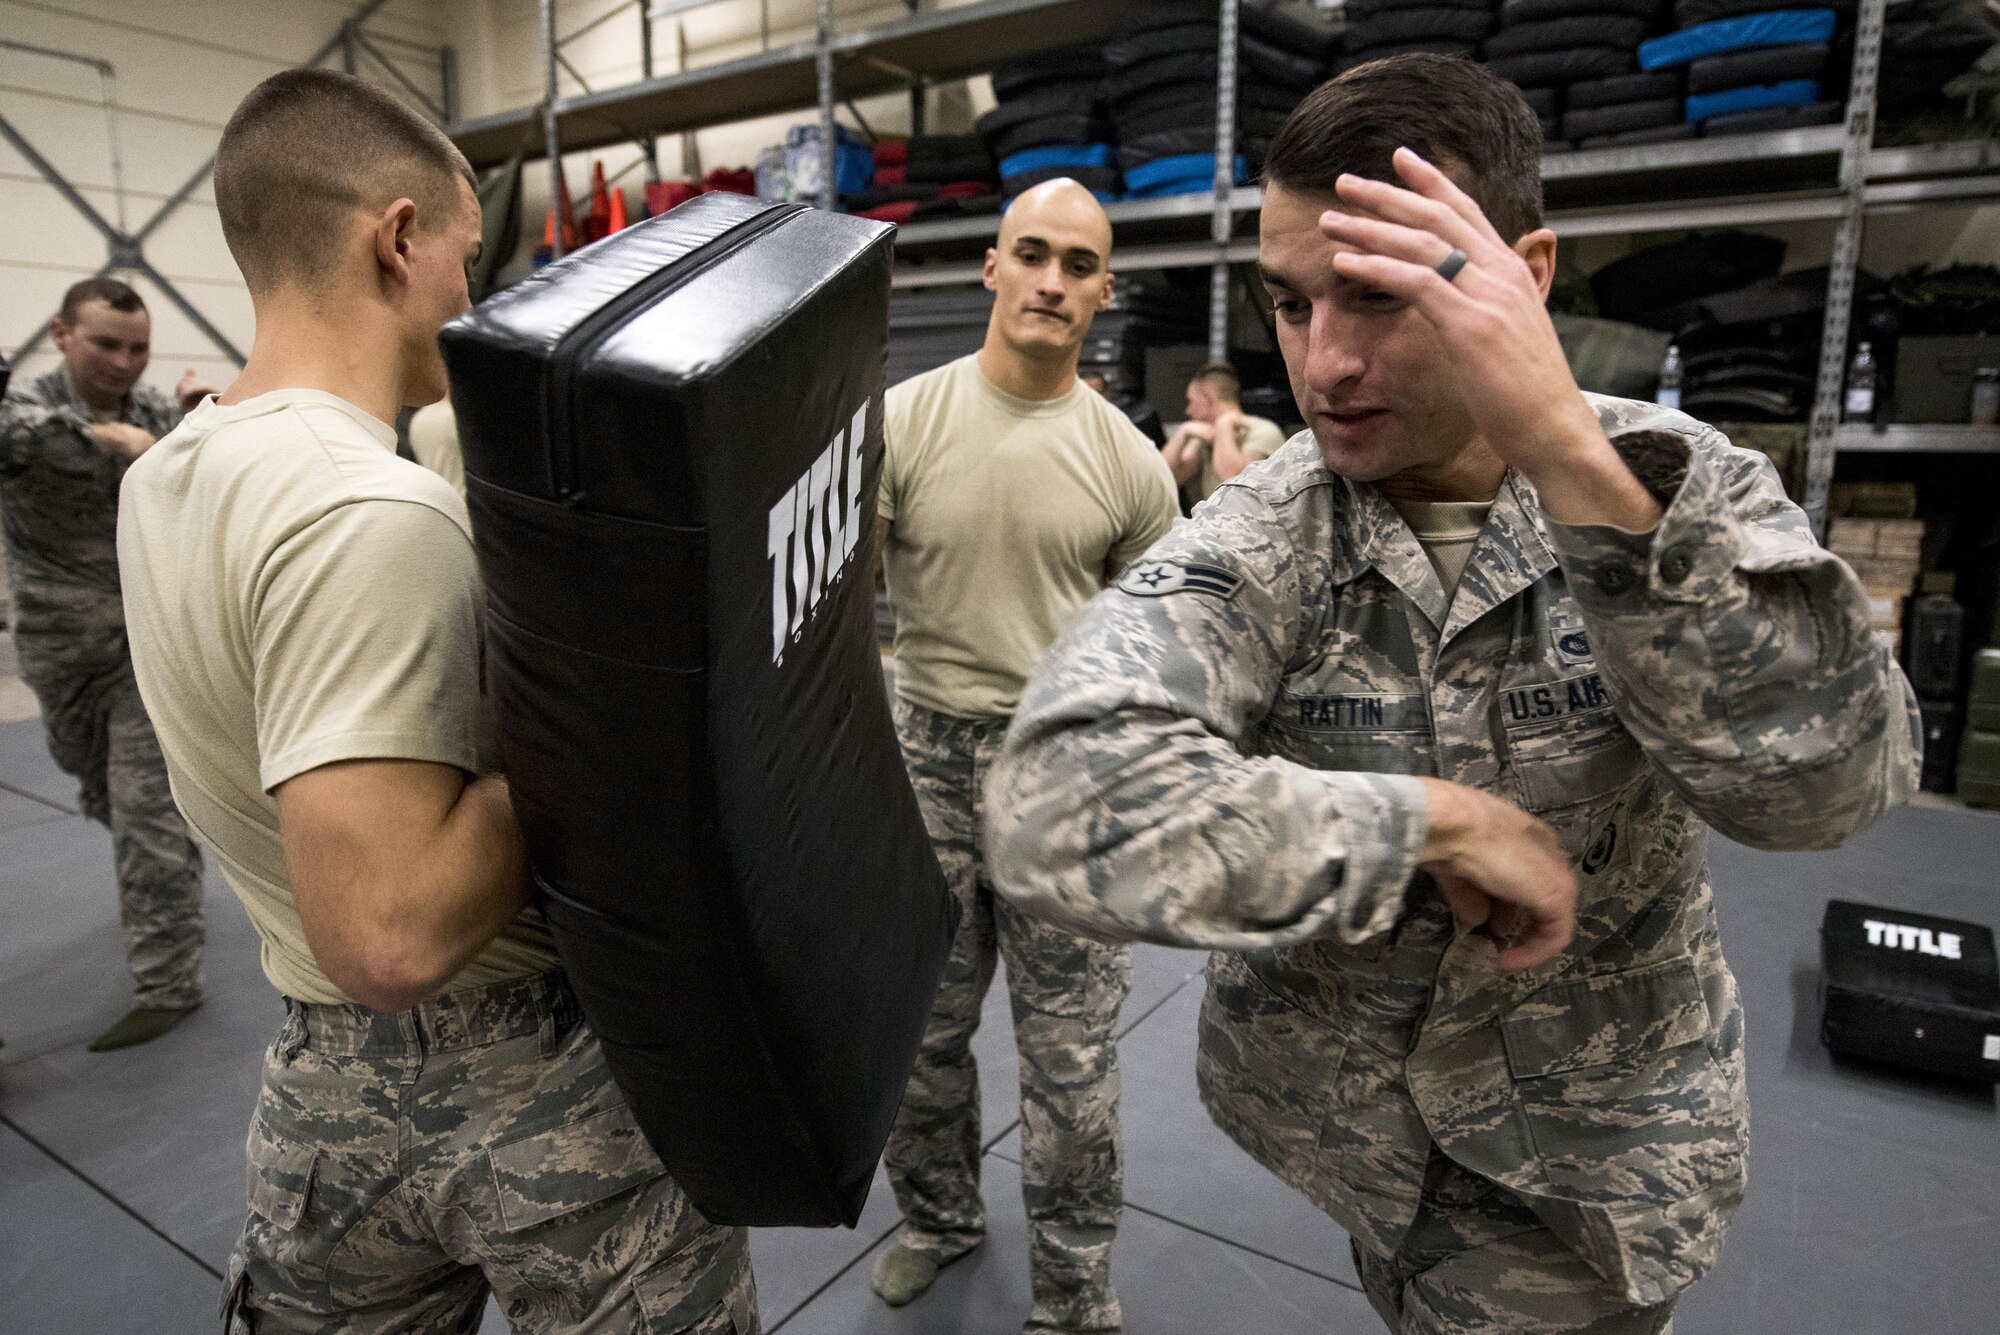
top-left (1845, 342), bottom-right (1877, 421)
top-left (1656, 344), bottom-right (1683, 410)
top-left (1971, 367), bottom-right (1998, 426)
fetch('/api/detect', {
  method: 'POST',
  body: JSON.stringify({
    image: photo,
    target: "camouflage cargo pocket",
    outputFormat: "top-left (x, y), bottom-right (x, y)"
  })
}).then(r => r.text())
top-left (633, 1218), bottom-right (758, 1333)
top-left (1501, 956), bottom-right (1745, 1208)
top-left (241, 1120), bottom-right (338, 1277)
top-left (486, 1102), bottom-right (667, 1232)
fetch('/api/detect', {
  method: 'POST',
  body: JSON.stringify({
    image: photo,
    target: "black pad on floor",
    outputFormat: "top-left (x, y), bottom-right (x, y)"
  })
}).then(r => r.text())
top-left (440, 193), bottom-right (957, 1228)
top-left (1821, 899), bottom-right (2000, 1083)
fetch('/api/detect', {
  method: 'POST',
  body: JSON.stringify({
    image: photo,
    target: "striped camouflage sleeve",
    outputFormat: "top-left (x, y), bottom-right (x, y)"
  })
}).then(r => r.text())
top-left (1547, 420), bottom-right (1922, 851)
top-left (984, 483), bottom-right (1429, 950)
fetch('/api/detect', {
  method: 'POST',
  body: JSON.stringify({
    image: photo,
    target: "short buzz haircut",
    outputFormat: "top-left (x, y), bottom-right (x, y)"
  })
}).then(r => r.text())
top-left (1262, 54), bottom-right (1544, 243)
top-left (59, 276), bottom-right (145, 325)
top-left (215, 68), bottom-right (475, 292)
top-left (1191, 361), bottom-right (1240, 401)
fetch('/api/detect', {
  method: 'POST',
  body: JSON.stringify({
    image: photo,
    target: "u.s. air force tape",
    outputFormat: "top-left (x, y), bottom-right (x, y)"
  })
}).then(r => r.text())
top-left (1118, 560), bottom-right (1244, 600)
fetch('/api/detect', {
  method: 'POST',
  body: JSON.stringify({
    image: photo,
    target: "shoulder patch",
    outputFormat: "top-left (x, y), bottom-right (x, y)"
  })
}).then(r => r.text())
top-left (1119, 559), bottom-right (1243, 600)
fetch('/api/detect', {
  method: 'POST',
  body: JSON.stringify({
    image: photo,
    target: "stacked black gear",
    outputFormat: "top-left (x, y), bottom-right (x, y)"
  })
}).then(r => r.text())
top-left (1102, 0), bottom-right (1338, 189)
top-left (1476, 0), bottom-right (1680, 150)
top-left (980, 46), bottom-right (1116, 197)
top-left (1643, 1), bottom-right (1852, 140)
top-left (1339, 0), bottom-right (1496, 73)
top-left (1877, 0), bottom-right (1997, 120)
top-left (1588, 230), bottom-right (1888, 423)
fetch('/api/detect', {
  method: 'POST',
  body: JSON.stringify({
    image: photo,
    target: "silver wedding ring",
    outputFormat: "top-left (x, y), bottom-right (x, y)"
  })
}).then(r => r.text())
top-left (1435, 248), bottom-right (1470, 284)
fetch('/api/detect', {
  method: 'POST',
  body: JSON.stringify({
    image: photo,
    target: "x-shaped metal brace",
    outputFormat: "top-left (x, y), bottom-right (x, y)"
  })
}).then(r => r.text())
top-left (5, 0), bottom-right (403, 371)
top-left (3, 113), bottom-right (243, 367)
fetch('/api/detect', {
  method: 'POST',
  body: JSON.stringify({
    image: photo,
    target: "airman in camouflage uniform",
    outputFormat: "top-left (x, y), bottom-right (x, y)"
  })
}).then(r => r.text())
top-left (0, 286), bottom-right (207, 1047)
top-left (985, 59), bottom-right (1920, 1334)
top-left (869, 180), bottom-right (1180, 1334)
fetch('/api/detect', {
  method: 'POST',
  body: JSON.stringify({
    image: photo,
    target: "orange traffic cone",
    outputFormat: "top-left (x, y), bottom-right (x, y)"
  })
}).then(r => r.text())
top-left (607, 183), bottom-right (629, 234)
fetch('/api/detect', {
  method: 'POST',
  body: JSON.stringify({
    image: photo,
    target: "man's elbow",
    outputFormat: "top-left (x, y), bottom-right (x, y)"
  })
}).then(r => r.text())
top-left (322, 931), bottom-right (459, 1013)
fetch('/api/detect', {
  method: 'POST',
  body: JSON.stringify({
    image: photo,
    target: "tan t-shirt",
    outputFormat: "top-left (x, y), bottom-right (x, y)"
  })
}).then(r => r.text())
top-left (1391, 497), bottom-right (1494, 594)
top-left (881, 355), bottom-right (1179, 719)
top-left (1189, 413), bottom-right (1289, 506)
top-left (407, 397), bottom-right (465, 495)
top-left (118, 388), bottom-right (557, 1004)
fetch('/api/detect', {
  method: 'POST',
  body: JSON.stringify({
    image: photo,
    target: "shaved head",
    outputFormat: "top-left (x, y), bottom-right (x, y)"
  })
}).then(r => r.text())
top-left (997, 177), bottom-right (1114, 259)
top-left (983, 178), bottom-right (1118, 372)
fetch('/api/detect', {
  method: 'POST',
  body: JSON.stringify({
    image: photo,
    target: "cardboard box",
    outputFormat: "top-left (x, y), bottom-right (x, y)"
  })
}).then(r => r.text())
top-left (1854, 557), bottom-right (1921, 591)
top-left (1866, 586), bottom-right (1908, 628)
top-left (1828, 518), bottom-right (1879, 557)
top-left (1829, 481), bottom-right (1919, 520)
top-left (1874, 518), bottom-right (1925, 559)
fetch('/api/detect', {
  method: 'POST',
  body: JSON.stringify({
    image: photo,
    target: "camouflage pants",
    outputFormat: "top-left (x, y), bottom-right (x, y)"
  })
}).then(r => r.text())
top-left (16, 639), bottom-right (204, 1008)
top-left (885, 701), bottom-right (1132, 1335)
top-left (222, 970), bottom-right (758, 1334)
top-left (1352, 1148), bottom-right (1677, 1335)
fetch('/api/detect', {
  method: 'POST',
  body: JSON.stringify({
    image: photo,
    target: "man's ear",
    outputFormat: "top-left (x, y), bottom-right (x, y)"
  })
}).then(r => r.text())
top-left (374, 197), bottom-right (420, 288)
top-left (47, 317), bottom-right (69, 353)
top-left (1515, 227), bottom-right (1559, 302)
top-left (982, 247), bottom-right (999, 293)
top-left (1099, 269), bottom-right (1117, 313)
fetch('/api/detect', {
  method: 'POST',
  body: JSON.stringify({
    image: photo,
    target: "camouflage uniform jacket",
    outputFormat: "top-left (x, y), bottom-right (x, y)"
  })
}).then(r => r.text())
top-left (0, 367), bottom-right (179, 658)
top-left (986, 395), bottom-right (1922, 1308)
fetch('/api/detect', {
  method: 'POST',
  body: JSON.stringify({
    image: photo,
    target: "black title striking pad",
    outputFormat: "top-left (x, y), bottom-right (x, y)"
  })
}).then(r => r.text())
top-left (1820, 899), bottom-right (2000, 1083)
top-left (440, 194), bottom-right (956, 1226)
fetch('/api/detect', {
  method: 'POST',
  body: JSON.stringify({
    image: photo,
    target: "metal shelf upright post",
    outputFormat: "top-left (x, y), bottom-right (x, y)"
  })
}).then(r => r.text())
top-left (540, 0), bottom-right (565, 260)
top-left (817, 0), bottom-right (838, 210)
top-left (1210, 0), bottom-right (1241, 362)
top-left (1801, 0), bottom-right (1889, 532)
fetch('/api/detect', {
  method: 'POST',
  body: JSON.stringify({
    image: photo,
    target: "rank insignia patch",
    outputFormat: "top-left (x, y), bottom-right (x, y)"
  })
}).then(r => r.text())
top-left (1118, 560), bottom-right (1244, 600)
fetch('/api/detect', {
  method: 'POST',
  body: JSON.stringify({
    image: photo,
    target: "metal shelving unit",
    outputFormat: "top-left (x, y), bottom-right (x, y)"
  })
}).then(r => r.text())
top-left (464, 0), bottom-right (2000, 490)
top-left (1835, 425), bottom-right (2000, 454)
top-left (449, 0), bottom-right (1132, 170)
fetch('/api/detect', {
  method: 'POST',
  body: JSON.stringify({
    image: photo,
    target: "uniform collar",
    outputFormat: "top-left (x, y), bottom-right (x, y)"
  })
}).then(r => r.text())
top-left (1342, 475), bottom-right (1452, 630)
top-left (1442, 470), bottom-right (1559, 646)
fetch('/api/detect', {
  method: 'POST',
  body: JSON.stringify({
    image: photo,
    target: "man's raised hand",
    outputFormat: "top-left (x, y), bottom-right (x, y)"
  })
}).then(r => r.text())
top-left (1318, 148), bottom-right (1662, 530)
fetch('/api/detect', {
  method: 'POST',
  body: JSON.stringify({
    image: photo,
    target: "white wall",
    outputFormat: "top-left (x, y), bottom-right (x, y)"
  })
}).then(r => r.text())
top-left (446, 0), bottom-right (995, 285)
top-left (0, 0), bottom-right (452, 398)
